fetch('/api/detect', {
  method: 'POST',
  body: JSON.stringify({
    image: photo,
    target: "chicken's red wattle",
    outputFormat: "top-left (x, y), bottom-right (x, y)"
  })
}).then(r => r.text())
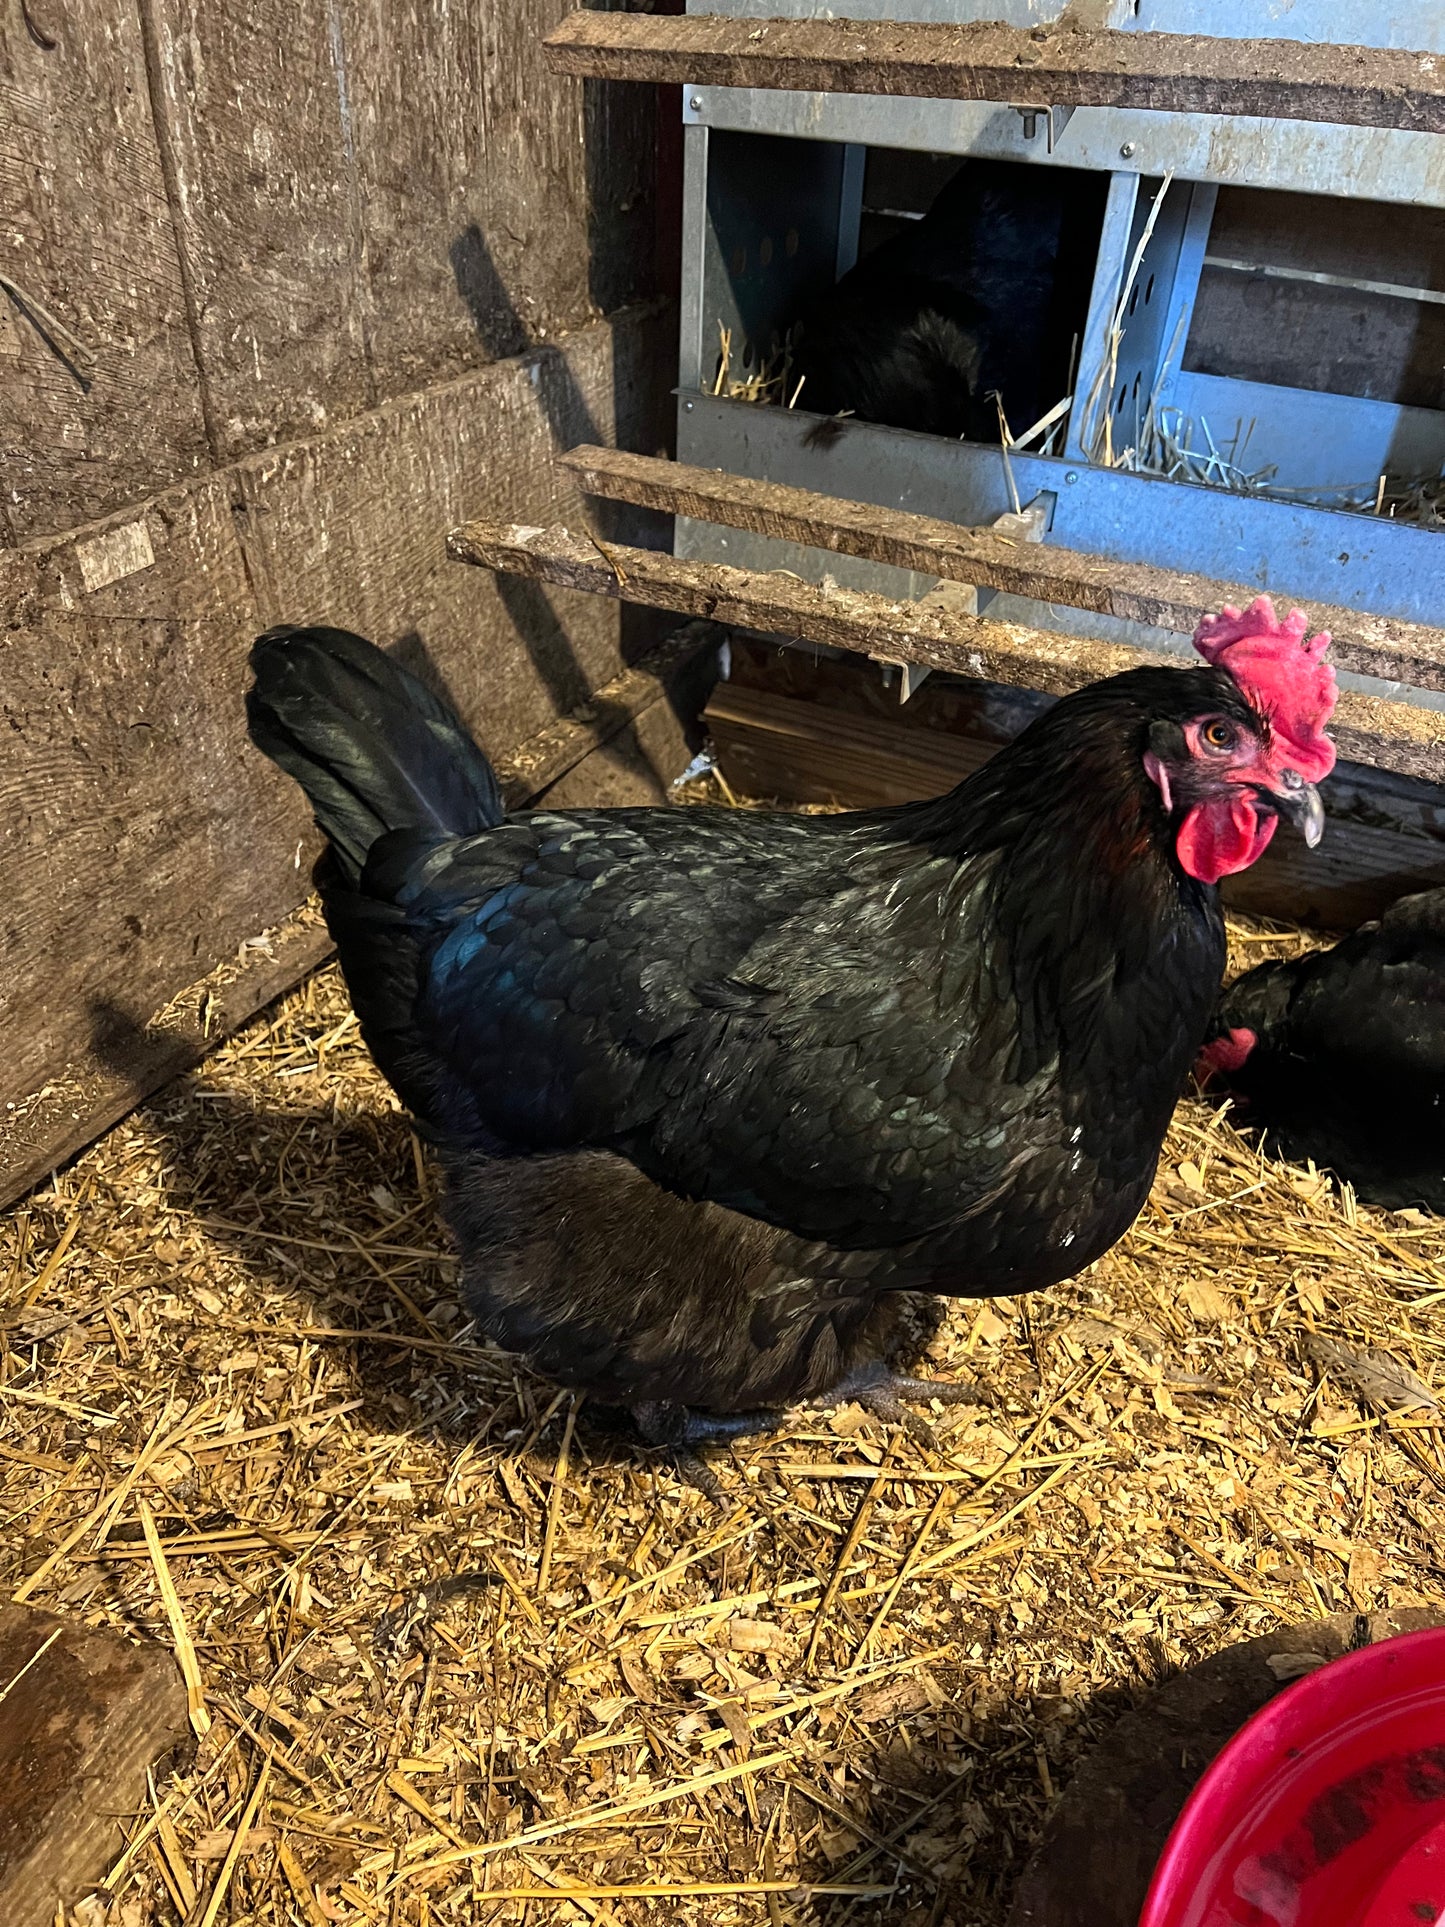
top-left (1175, 794), bottom-right (1277, 885)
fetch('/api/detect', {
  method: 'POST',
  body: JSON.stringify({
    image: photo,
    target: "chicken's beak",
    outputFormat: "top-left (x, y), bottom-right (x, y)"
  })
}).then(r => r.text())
top-left (1267, 770), bottom-right (1326, 848)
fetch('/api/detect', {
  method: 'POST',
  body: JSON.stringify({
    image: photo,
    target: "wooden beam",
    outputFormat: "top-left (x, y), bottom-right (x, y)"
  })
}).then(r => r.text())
top-left (448, 518), bottom-right (1445, 783)
top-left (561, 445), bottom-right (1445, 693)
top-left (0, 1604), bottom-right (192, 1927)
top-left (543, 14), bottom-right (1445, 135)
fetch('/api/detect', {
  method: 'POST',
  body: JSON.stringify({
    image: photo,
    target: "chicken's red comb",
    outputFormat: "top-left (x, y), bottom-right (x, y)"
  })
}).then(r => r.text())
top-left (1192, 595), bottom-right (1337, 782)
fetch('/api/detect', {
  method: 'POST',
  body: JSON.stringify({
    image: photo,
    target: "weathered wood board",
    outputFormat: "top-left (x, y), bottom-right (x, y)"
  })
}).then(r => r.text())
top-left (0, 0), bottom-right (679, 1199)
top-left (563, 445), bottom-right (1445, 692)
top-left (140, 0), bottom-right (661, 462)
top-left (448, 518), bottom-right (1445, 784)
top-left (234, 307), bottom-right (675, 763)
top-left (0, 609), bottom-right (316, 1113)
top-left (0, 615), bottom-right (715, 1211)
top-left (0, 311), bottom-right (676, 1200)
top-left (339, 0), bottom-right (659, 403)
top-left (0, 909), bottom-right (332, 1215)
top-left (0, 2), bottom-right (209, 540)
top-left (141, 0), bottom-right (378, 463)
top-left (544, 12), bottom-right (1445, 134)
top-left (0, 1604), bottom-right (192, 1927)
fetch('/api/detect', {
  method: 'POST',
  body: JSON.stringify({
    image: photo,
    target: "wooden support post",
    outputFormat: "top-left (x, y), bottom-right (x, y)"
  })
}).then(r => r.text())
top-left (560, 445), bottom-right (1445, 693)
top-left (447, 518), bottom-right (1445, 784)
top-left (543, 14), bottom-right (1445, 136)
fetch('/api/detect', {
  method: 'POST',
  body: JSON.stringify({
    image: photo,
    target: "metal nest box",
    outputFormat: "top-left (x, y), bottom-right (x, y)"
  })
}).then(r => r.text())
top-left (453, 3), bottom-right (1445, 809)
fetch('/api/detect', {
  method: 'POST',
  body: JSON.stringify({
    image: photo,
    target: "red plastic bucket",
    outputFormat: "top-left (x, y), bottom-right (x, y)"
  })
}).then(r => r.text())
top-left (1139, 1628), bottom-right (1445, 1927)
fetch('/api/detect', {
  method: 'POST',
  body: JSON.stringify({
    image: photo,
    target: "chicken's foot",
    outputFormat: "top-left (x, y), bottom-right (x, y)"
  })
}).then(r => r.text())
top-left (631, 1402), bottom-right (781, 1510)
top-left (825, 1361), bottom-right (993, 1450)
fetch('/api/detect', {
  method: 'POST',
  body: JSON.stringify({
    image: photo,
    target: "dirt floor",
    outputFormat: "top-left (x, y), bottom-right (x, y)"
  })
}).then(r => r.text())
top-left (3, 902), bottom-right (1443, 1927)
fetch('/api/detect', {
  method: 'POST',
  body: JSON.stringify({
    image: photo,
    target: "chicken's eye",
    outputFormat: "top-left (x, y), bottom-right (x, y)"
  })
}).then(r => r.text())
top-left (1200, 719), bottom-right (1237, 753)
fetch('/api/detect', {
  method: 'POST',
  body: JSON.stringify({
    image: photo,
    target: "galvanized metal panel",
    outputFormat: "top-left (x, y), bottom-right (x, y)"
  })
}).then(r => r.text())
top-left (1064, 171), bottom-right (1140, 462)
top-left (1167, 370), bottom-right (1445, 497)
top-left (692, 127), bottom-right (848, 389)
top-left (678, 123), bottom-right (712, 391)
top-left (675, 393), bottom-right (1445, 629)
top-left (681, 94), bottom-right (1445, 212)
top-left (1075, 177), bottom-right (1221, 462)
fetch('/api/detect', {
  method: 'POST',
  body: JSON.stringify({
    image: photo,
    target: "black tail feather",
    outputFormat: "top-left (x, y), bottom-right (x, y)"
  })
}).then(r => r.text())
top-left (246, 626), bottom-right (503, 884)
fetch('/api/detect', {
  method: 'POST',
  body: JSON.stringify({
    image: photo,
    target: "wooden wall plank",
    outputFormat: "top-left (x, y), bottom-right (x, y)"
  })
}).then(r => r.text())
top-left (339, 0), bottom-right (658, 403)
top-left (139, 0), bottom-right (376, 463)
top-left (0, 908), bottom-right (332, 1226)
top-left (140, 0), bottom-right (661, 460)
top-left (235, 307), bottom-right (674, 761)
top-left (0, 311), bottom-right (681, 1191)
top-left (0, 625), bottom-right (713, 1211)
top-left (0, 608), bottom-right (313, 1112)
top-left (0, 3), bottom-right (209, 539)
top-left (543, 13), bottom-right (1445, 134)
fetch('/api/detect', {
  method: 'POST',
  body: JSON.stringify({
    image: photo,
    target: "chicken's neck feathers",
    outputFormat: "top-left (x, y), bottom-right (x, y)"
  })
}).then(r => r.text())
top-left (844, 698), bottom-right (1225, 1078)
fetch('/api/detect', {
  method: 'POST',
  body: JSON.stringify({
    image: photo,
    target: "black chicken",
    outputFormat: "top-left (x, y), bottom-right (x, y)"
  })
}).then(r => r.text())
top-left (789, 159), bottom-right (1103, 443)
top-left (1200, 888), bottom-right (1445, 1212)
top-left (246, 597), bottom-right (1336, 1491)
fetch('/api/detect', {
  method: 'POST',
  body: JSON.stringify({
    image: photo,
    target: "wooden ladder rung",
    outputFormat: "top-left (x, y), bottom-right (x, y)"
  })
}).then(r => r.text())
top-left (446, 515), bottom-right (1445, 783)
top-left (560, 444), bottom-right (1445, 695)
top-left (542, 13), bottom-right (1445, 135)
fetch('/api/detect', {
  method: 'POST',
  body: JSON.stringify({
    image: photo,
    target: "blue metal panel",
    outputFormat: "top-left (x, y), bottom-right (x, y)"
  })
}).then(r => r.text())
top-left (1064, 172), bottom-right (1139, 461)
top-left (1071, 175), bottom-right (1207, 464)
top-left (1166, 371), bottom-right (1445, 498)
top-left (676, 394), bottom-right (1445, 628)
top-left (1151, 183), bottom-right (1218, 408)
top-left (1129, 0), bottom-right (1441, 47)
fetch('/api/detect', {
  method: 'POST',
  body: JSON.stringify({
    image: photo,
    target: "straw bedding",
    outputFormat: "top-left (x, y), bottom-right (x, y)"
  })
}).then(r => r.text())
top-left (4, 857), bottom-right (1442, 1926)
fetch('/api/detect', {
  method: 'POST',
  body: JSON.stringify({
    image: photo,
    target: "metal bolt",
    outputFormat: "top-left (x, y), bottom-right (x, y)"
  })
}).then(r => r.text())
top-left (689, 94), bottom-right (703, 110)
top-left (1064, 470), bottom-right (1079, 484)
top-left (684, 399), bottom-right (695, 411)
top-left (1119, 141), bottom-right (1136, 158)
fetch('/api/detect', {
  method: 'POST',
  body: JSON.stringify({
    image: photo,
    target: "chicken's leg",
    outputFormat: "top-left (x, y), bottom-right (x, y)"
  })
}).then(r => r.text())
top-left (631, 1402), bottom-right (782, 1509)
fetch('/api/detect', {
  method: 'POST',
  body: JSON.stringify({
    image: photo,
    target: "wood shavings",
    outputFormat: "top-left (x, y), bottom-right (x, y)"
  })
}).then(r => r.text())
top-left (3, 817), bottom-right (1442, 1925)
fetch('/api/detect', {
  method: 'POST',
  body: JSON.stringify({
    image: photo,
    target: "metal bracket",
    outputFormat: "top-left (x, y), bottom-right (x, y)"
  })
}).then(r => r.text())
top-left (1012, 104), bottom-right (1074, 153)
top-left (888, 495), bottom-right (1052, 703)
top-left (990, 495), bottom-right (1052, 545)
